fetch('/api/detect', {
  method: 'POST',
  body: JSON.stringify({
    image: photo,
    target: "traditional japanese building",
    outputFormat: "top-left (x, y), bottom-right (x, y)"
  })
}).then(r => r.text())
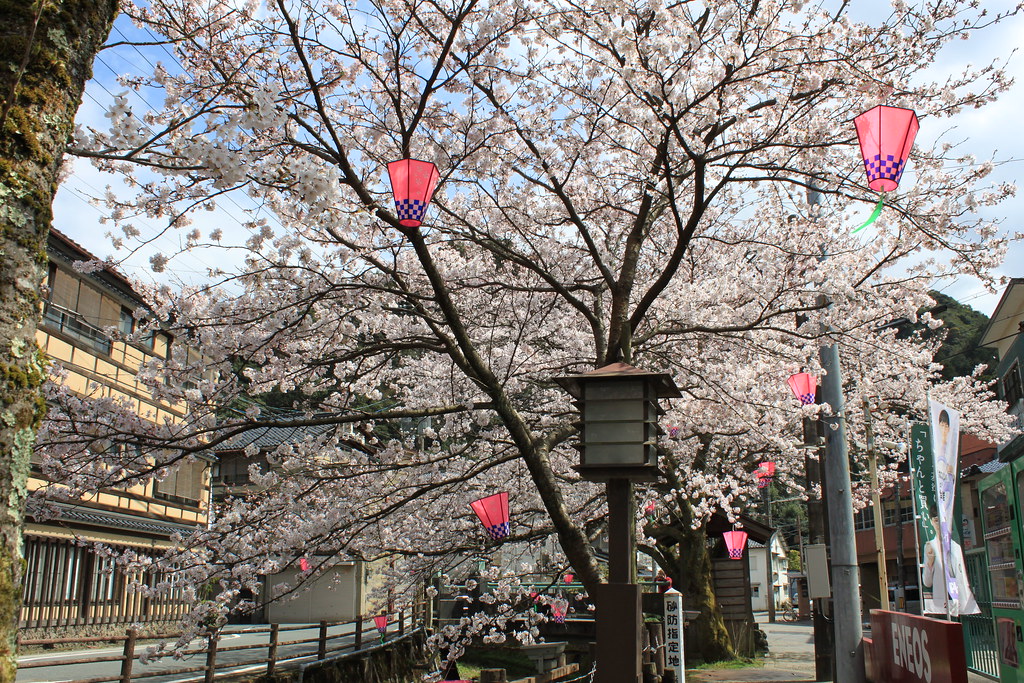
top-left (20, 229), bottom-right (211, 635)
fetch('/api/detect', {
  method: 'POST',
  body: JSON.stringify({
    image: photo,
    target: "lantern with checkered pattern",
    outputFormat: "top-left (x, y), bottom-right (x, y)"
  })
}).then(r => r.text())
top-left (854, 105), bottom-right (919, 192)
top-left (470, 491), bottom-right (510, 540)
top-left (755, 461), bottom-right (776, 489)
top-left (387, 158), bottom-right (440, 228)
top-left (551, 597), bottom-right (569, 623)
top-left (787, 372), bottom-right (817, 406)
top-left (723, 530), bottom-right (748, 560)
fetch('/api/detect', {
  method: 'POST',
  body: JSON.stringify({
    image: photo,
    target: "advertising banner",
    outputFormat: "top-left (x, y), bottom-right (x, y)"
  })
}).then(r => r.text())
top-left (909, 423), bottom-right (937, 610)
top-left (924, 400), bottom-right (979, 617)
top-left (869, 610), bottom-right (968, 682)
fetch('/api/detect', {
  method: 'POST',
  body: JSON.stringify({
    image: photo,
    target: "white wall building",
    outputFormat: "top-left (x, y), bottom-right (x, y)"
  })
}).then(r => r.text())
top-left (747, 533), bottom-right (789, 612)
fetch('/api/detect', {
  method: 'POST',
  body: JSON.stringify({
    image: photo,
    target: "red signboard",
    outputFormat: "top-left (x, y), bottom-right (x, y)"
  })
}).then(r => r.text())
top-left (868, 610), bottom-right (967, 683)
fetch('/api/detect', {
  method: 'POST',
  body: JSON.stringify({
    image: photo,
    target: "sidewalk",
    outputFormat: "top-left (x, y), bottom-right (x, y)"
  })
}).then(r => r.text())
top-left (686, 613), bottom-right (996, 682)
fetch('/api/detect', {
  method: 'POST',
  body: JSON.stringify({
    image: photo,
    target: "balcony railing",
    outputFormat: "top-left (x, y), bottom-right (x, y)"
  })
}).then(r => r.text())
top-left (42, 302), bottom-right (112, 356)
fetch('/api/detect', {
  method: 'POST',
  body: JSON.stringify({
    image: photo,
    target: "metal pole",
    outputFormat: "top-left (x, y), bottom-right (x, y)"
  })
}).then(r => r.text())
top-left (819, 341), bottom-right (865, 683)
top-left (864, 399), bottom-right (890, 610)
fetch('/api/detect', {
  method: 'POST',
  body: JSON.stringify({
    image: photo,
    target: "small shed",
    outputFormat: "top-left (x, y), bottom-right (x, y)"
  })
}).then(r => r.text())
top-left (706, 512), bottom-right (775, 657)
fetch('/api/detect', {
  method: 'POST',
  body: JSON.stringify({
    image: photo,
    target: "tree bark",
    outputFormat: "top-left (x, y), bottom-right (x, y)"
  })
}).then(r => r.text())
top-left (0, 0), bottom-right (116, 675)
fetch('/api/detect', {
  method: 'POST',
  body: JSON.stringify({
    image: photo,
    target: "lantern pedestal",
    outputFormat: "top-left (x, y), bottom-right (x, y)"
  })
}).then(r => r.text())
top-left (594, 582), bottom-right (642, 683)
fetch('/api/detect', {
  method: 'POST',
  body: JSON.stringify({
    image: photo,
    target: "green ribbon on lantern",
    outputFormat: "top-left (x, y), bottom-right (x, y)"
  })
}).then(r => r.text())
top-left (852, 195), bottom-right (885, 234)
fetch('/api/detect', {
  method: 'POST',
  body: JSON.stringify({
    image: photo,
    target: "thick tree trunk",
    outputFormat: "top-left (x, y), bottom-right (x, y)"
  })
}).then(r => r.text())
top-left (649, 501), bottom-right (735, 663)
top-left (0, 0), bottom-right (116, 676)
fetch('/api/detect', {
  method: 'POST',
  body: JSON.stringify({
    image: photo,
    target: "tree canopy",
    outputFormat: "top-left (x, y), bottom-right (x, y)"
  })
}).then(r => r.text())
top-left (32, 0), bottom-right (1020, 656)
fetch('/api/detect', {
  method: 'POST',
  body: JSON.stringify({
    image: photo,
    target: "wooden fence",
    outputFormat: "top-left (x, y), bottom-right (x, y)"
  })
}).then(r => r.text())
top-left (20, 535), bottom-right (189, 630)
top-left (18, 601), bottom-right (428, 683)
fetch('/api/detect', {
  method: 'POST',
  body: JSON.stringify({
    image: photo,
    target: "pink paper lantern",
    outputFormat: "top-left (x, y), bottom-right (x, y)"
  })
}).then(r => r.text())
top-left (787, 373), bottom-right (817, 406)
top-left (374, 614), bottom-right (388, 634)
top-left (854, 105), bottom-right (920, 193)
top-left (387, 158), bottom-right (440, 228)
top-left (470, 492), bottom-right (510, 540)
top-left (552, 597), bottom-right (569, 624)
top-left (755, 461), bottom-right (776, 488)
top-left (563, 573), bottom-right (574, 583)
top-left (644, 500), bottom-right (657, 516)
top-left (723, 530), bottom-right (749, 560)
top-left (299, 557), bottom-right (310, 572)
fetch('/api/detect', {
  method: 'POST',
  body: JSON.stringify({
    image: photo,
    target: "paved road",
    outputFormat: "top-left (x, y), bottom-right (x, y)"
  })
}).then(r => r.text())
top-left (17, 618), bottom-right (408, 683)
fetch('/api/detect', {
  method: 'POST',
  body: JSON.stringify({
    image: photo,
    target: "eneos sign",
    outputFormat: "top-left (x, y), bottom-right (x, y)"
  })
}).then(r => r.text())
top-left (869, 610), bottom-right (967, 683)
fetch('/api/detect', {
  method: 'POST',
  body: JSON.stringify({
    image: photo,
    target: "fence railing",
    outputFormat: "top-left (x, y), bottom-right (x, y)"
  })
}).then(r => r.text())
top-left (18, 600), bottom-right (428, 683)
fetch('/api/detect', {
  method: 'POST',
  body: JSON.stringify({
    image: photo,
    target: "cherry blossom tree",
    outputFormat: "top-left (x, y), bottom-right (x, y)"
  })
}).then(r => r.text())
top-left (36, 0), bottom-right (1021, 660)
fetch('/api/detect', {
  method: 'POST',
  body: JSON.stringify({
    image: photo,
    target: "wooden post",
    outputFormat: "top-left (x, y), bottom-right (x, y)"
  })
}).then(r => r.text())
top-left (204, 630), bottom-right (219, 683)
top-left (267, 623), bottom-right (279, 675)
top-left (398, 609), bottom-right (405, 636)
top-left (354, 614), bottom-right (363, 651)
top-left (318, 620), bottom-right (328, 660)
top-left (120, 628), bottom-right (137, 683)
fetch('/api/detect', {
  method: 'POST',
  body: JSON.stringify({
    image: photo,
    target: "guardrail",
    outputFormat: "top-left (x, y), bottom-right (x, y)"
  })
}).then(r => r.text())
top-left (18, 601), bottom-right (428, 683)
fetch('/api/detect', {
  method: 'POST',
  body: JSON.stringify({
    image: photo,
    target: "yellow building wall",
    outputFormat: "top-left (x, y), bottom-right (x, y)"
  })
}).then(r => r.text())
top-left (34, 277), bottom-right (208, 531)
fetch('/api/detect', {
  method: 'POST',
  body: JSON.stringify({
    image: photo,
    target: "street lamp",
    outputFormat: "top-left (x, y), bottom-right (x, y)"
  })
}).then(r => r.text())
top-left (555, 362), bottom-right (680, 683)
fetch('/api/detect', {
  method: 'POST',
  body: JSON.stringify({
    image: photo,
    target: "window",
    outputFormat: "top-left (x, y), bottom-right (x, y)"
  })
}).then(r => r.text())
top-left (213, 452), bottom-right (267, 486)
top-left (119, 306), bottom-right (135, 335)
top-left (883, 501), bottom-right (914, 526)
top-left (1003, 362), bottom-right (1023, 409)
top-left (854, 507), bottom-right (875, 530)
top-left (155, 460), bottom-right (207, 505)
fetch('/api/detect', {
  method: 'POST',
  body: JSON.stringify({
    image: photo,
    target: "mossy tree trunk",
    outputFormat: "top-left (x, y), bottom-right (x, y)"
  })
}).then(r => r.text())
top-left (0, 0), bottom-right (116, 676)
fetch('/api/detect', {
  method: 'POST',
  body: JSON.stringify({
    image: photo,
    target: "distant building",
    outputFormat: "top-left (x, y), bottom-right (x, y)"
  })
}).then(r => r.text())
top-left (21, 230), bottom-right (211, 635)
top-left (854, 434), bottom-right (998, 613)
top-left (971, 278), bottom-right (1024, 679)
top-left (748, 534), bottom-right (788, 612)
top-left (211, 424), bottom-right (378, 623)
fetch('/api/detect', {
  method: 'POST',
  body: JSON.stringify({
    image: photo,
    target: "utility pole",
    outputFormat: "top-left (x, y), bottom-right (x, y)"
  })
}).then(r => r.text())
top-left (801, 186), bottom-right (835, 682)
top-left (864, 399), bottom-right (890, 610)
top-left (803, 416), bottom-right (834, 682)
top-left (819, 341), bottom-right (866, 683)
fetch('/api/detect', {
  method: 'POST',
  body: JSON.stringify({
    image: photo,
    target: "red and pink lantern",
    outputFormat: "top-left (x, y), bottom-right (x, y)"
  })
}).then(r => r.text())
top-left (470, 492), bottom-right (510, 540)
top-left (299, 557), bottom-right (310, 572)
top-left (722, 529), bottom-right (749, 560)
top-left (854, 105), bottom-right (919, 193)
top-left (374, 614), bottom-right (388, 635)
top-left (851, 105), bottom-right (920, 232)
top-left (551, 597), bottom-right (569, 624)
top-left (387, 158), bottom-right (440, 228)
top-left (787, 373), bottom-right (817, 406)
top-left (755, 461), bottom-right (776, 489)
top-left (563, 573), bottom-right (574, 584)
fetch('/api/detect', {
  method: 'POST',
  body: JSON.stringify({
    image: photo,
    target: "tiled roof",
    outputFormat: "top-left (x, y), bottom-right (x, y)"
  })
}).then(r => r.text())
top-left (961, 458), bottom-right (1007, 479)
top-left (978, 459), bottom-right (1008, 474)
top-left (216, 423), bottom-right (338, 452)
top-left (47, 503), bottom-right (201, 537)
